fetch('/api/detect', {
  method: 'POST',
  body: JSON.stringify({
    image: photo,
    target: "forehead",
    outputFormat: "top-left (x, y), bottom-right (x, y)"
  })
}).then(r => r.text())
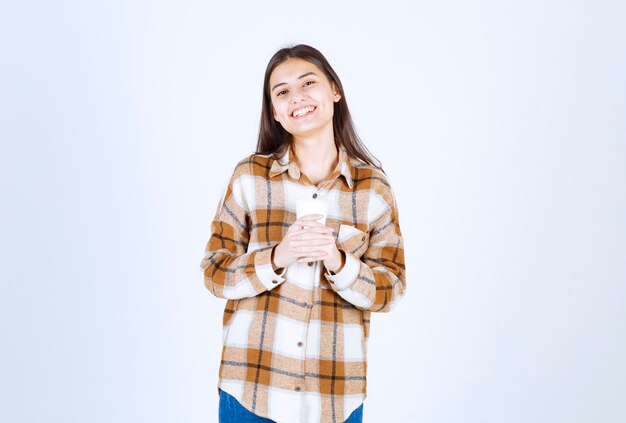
top-left (269, 58), bottom-right (325, 86)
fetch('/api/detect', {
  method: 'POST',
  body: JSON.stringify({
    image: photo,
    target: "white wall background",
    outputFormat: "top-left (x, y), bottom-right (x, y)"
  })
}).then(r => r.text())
top-left (1, 1), bottom-right (625, 422)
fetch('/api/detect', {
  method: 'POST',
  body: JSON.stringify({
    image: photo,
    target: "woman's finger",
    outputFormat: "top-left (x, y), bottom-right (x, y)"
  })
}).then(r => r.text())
top-left (287, 216), bottom-right (325, 235)
top-left (289, 238), bottom-right (332, 247)
top-left (287, 228), bottom-right (333, 243)
top-left (289, 238), bottom-right (334, 249)
top-left (292, 229), bottom-right (333, 241)
top-left (297, 252), bottom-right (329, 262)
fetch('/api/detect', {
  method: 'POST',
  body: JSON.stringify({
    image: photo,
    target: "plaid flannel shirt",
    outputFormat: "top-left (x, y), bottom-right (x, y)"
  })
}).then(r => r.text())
top-left (200, 144), bottom-right (406, 423)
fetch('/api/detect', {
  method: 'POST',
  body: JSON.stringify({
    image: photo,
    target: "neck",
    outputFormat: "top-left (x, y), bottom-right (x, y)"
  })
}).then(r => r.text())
top-left (292, 141), bottom-right (337, 166)
top-left (291, 127), bottom-right (338, 167)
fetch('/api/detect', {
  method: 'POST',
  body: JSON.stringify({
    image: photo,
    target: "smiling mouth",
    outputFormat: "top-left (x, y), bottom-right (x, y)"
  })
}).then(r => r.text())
top-left (291, 106), bottom-right (316, 118)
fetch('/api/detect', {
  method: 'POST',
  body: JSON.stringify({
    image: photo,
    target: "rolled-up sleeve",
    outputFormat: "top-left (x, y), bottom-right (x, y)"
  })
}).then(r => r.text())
top-left (200, 161), bottom-right (286, 299)
top-left (324, 180), bottom-right (406, 312)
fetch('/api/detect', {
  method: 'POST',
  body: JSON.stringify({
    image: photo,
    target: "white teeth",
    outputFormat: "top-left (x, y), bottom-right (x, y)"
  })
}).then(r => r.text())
top-left (292, 106), bottom-right (315, 117)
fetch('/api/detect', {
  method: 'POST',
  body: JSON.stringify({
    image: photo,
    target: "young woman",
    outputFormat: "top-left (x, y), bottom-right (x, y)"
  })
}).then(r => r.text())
top-left (201, 44), bottom-right (406, 423)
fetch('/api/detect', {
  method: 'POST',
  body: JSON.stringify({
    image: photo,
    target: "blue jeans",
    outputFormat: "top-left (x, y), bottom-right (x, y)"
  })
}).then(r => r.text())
top-left (219, 389), bottom-right (364, 423)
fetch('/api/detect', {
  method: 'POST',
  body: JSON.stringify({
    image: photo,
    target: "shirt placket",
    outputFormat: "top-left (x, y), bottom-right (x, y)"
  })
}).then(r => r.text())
top-left (297, 185), bottom-right (323, 422)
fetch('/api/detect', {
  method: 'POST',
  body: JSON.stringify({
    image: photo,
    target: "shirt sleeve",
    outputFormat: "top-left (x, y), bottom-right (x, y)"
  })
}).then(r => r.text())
top-left (324, 180), bottom-right (406, 312)
top-left (200, 160), bottom-right (286, 299)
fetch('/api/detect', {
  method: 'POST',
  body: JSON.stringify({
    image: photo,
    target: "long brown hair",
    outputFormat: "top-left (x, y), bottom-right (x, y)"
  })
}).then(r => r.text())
top-left (256, 44), bottom-right (384, 173)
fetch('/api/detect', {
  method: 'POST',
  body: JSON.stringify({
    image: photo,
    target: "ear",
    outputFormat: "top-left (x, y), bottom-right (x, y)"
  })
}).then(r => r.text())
top-left (331, 82), bottom-right (342, 102)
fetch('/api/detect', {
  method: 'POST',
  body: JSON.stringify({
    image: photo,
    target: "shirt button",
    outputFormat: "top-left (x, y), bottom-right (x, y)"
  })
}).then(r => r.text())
top-left (295, 386), bottom-right (301, 392)
top-left (307, 261), bottom-right (313, 266)
top-left (361, 235), bottom-right (366, 241)
top-left (297, 342), bottom-right (303, 347)
top-left (272, 279), bottom-right (279, 284)
top-left (302, 302), bottom-right (308, 308)
top-left (312, 193), bottom-right (318, 199)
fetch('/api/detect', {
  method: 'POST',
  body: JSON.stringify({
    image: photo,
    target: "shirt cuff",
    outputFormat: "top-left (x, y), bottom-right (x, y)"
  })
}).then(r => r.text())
top-left (254, 246), bottom-right (287, 291)
top-left (324, 251), bottom-right (360, 291)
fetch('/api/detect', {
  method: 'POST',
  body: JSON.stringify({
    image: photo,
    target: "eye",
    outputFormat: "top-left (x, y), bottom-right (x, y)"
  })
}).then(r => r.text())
top-left (276, 81), bottom-right (313, 97)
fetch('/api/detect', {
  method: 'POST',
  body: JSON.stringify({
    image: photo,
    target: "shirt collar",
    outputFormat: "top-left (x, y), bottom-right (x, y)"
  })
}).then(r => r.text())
top-left (269, 143), bottom-right (354, 189)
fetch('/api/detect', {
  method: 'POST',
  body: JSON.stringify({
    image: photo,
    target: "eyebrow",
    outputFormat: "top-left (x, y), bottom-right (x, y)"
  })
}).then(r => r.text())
top-left (271, 72), bottom-right (318, 93)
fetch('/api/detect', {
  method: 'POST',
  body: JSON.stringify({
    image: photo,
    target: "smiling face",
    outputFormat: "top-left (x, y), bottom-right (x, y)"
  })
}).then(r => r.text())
top-left (269, 58), bottom-right (342, 139)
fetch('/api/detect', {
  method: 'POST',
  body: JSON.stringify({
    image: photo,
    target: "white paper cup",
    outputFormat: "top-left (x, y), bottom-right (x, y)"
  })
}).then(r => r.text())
top-left (296, 198), bottom-right (328, 227)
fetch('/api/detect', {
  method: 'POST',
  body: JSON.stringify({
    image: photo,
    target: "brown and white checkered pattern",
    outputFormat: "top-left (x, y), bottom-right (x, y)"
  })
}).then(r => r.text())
top-left (200, 144), bottom-right (406, 423)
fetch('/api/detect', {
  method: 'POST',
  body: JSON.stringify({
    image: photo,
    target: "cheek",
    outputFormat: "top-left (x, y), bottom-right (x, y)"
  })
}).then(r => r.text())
top-left (272, 101), bottom-right (288, 118)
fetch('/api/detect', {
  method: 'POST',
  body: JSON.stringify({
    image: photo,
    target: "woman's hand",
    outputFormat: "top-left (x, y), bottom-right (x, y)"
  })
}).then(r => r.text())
top-left (272, 214), bottom-right (344, 272)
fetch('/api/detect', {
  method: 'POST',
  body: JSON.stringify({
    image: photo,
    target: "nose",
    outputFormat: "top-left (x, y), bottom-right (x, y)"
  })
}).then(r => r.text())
top-left (289, 86), bottom-right (307, 103)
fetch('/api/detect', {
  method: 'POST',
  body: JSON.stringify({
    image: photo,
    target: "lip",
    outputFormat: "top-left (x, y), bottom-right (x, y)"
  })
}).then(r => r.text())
top-left (290, 105), bottom-right (317, 120)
